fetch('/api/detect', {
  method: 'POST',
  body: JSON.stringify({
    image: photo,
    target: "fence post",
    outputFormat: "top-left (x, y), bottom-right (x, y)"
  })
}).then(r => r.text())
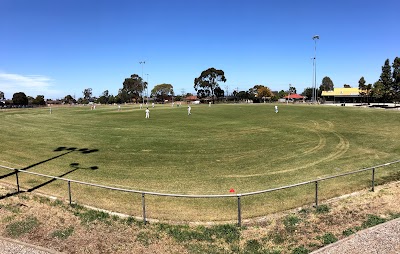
top-left (237, 194), bottom-right (242, 227)
top-left (68, 181), bottom-right (72, 205)
top-left (371, 168), bottom-right (375, 192)
top-left (315, 181), bottom-right (318, 207)
top-left (15, 169), bottom-right (20, 193)
top-left (142, 193), bottom-right (146, 225)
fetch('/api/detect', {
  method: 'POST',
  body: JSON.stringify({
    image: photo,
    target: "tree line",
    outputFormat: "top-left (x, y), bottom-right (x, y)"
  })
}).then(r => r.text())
top-left (304, 57), bottom-right (400, 103)
top-left (1, 56), bottom-right (399, 106)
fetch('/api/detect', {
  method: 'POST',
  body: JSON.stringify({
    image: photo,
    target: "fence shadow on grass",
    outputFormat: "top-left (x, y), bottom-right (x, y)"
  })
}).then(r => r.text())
top-left (26, 163), bottom-right (98, 193)
top-left (0, 147), bottom-right (99, 199)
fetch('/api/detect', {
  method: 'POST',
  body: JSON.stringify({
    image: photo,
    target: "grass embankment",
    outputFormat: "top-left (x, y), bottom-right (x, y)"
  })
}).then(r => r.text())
top-left (0, 104), bottom-right (399, 221)
top-left (1, 180), bottom-right (400, 253)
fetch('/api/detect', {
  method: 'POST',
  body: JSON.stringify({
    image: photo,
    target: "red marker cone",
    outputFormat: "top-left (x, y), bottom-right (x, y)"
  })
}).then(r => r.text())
top-left (229, 188), bottom-right (235, 193)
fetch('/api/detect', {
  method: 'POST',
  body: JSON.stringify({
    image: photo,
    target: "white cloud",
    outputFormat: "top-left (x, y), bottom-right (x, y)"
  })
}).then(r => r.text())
top-left (0, 72), bottom-right (62, 99)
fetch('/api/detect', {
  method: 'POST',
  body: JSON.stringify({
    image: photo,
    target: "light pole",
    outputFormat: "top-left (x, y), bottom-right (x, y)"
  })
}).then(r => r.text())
top-left (312, 35), bottom-right (319, 103)
top-left (145, 73), bottom-right (149, 103)
top-left (139, 61), bottom-right (145, 105)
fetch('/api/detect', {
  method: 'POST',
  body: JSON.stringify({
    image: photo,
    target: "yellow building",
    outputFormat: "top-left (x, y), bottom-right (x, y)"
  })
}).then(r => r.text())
top-left (321, 88), bottom-right (368, 103)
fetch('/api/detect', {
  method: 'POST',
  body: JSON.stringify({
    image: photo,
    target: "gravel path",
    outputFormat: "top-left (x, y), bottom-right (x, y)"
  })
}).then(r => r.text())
top-left (0, 236), bottom-right (61, 254)
top-left (312, 218), bottom-right (400, 254)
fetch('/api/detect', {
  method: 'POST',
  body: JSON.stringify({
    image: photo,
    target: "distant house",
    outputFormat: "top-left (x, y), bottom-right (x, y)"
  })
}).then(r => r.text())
top-left (321, 88), bottom-right (367, 103)
top-left (185, 95), bottom-right (199, 104)
top-left (283, 93), bottom-right (305, 103)
top-left (185, 95), bottom-right (198, 101)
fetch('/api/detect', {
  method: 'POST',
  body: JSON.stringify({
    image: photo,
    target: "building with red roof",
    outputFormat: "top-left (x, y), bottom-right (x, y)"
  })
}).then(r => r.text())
top-left (283, 94), bottom-right (304, 100)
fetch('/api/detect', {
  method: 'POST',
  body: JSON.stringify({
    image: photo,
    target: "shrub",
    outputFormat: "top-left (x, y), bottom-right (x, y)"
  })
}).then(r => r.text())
top-left (317, 233), bottom-right (338, 245)
top-left (156, 223), bottom-right (240, 244)
top-left (283, 215), bottom-right (301, 233)
top-left (315, 204), bottom-right (330, 214)
top-left (270, 231), bottom-right (286, 244)
top-left (362, 214), bottom-right (387, 229)
top-left (342, 228), bottom-right (355, 236)
top-left (74, 208), bottom-right (110, 225)
top-left (125, 216), bottom-right (143, 227)
top-left (212, 224), bottom-right (240, 243)
top-left (6, 216), bottom-right (39, 238)
top-left (291, 246), bottom-right (310, 254)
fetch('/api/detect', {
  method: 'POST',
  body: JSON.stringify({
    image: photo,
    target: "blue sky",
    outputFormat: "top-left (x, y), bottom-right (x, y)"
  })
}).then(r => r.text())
top-left (1, 0), bottom-right (399, 99)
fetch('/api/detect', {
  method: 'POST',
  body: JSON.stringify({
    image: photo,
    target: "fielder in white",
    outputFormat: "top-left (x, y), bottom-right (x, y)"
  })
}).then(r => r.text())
top-left (187, 105), bottom-right (191, 115)
top-left (145, 108), bottom-right (150, 118)
top-left (275, 105), bottom-right (278, 113)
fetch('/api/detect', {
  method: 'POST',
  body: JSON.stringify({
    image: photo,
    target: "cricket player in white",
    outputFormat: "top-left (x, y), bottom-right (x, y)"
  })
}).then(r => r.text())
top-left (188, 105), bottom-right (191, 115)
top-left (145, 108), bottom-right (150, 118)
top-left (275, 105), bottom-right (278, 113)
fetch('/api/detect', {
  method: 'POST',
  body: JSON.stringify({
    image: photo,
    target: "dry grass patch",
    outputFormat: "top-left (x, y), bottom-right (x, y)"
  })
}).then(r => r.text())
top-left (1, 181), bottom-right (400, 253)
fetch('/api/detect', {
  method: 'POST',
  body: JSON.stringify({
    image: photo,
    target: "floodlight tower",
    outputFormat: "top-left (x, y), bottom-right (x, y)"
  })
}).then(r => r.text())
top-left (145, 73), bottom-right (149, 102)
top-left (139, 61), bottom-right (146, 105)
top-left (312, 35), bottom-right (319, 103)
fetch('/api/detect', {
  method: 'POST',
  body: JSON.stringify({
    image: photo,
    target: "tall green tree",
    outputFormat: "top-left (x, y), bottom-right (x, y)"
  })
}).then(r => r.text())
top-left (366, 83), bottom-right (372, 103)
top-left (117, 88), bottom-right (130, 103)
top-left (214, 86), bottom-right (224, 99)
top-left (392, 57), bottom-right (400, 104)
top-left (277, 90), bottom-right (287, 98)
top-left (151, 83), bottom-right (174, 102)
top-left (371, 81), bottom-right (384, 103)
top-left (122, 74), bottom-right (146, 103)
top-left (98, 90), bottom-right (111, 104)
top-left (236, 91), bottom-right (250, 101)
top-left (288, 85), bottom-right (296, 94)
top-left (63, 95), bottom-right (76, 104)
top-left (32, 95), bottom-right (46, 105)
top-left (358, 77), bottom-right (367, 103)
top-left (27, 96), bottom-right (34, 104)
top-left (301, 87), bottom-right (313, 100)
top-left (249, 85), bottom-right (273, 102)
top-left (320, 76), bottom-right (334, 91)
top-left (194, 67), bottom-right (226, 103)
top-left (12, 92), bottom-right (28, 105)
top-left (379, 59), bottom-right (393, 102)
top-left (82, 88), bottom-right (92, 101)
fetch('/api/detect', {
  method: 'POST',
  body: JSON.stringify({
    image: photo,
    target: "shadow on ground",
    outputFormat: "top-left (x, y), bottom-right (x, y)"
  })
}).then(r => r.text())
top-left (0, 147), bottom-right (99, 200)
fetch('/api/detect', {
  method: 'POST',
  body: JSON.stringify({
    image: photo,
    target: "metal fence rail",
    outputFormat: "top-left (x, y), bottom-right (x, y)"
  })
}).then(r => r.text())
top-left (1, 159), bottom-right (400, 226)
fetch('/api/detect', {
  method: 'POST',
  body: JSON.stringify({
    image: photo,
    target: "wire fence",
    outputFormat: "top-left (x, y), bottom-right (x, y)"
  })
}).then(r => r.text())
top-left (1, 159), bottom-right (400, 226)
